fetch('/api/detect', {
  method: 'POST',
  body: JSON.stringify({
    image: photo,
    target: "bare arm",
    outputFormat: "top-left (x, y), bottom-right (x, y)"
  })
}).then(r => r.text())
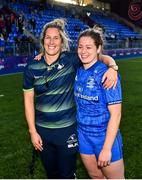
top-left (99, 54), bottom-right (118, 89)
top-left (99, 54), bottom-right (116, 66)
top-left (24, 90), bottom-right (43, 151)
top-left (98, 103), bottom-right (121, 167)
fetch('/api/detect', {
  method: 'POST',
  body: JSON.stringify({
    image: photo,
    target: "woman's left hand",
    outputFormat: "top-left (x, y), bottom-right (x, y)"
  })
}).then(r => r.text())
top-left (102, 68), bottom-right (117, 89)
top-left (98, 149), bottom-right (112, 168)
top-left (34, 53), bottom-right (43, 61)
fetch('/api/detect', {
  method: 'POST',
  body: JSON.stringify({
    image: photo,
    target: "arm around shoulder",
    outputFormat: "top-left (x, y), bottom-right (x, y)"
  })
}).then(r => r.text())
top-left (99, 54), bottom-right (118, 89)
top-left (99, 54), bottom-right (117, 66)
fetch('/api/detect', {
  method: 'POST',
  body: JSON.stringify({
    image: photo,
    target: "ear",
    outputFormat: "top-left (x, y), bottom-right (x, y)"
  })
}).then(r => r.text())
top-left (97, 45), bottom-right (102, 54)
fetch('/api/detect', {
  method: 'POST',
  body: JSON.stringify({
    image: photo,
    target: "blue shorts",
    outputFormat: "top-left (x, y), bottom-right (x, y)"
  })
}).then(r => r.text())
top-left (78, 129), bottom-right (123, 162)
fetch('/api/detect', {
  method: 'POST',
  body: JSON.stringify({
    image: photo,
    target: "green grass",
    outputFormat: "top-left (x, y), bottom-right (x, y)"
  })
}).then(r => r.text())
top-left (118, 57), bottom-right (142, 178)
top-left (0, 57), bottom-right (142, 178)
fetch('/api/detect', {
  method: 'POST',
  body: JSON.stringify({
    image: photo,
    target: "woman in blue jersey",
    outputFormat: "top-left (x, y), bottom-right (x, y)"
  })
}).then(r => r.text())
top-left (74, 28), bottom-right (125, 178)
top-left (23, 18), bottom-right (119, 179)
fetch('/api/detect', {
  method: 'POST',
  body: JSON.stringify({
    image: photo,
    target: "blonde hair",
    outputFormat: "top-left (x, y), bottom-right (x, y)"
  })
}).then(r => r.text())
top-left (40, 18), bottom-right (71, 53)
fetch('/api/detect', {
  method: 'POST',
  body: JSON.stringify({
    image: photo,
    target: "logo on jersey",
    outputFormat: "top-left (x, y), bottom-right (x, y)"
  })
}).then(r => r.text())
top-left (67, 134), bottom-right (78, 148)
top-left (74, 92), bottom-right (99, 101)
top-left (34, 75), bottom-right (44, 79)
top-left (77, 86), bottom-right (83, 92)
top-left (47, 66), bottom-right (52, 71)
top-left (87, 76), bottom-right (95, 88)
top-left (57, 63), bottom-right (64, 70)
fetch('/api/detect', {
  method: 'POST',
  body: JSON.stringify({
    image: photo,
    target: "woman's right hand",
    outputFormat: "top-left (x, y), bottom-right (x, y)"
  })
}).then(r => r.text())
top-left (98, 148), bottom-right (111, 167)
top-left (30, 131), bottom-right (43, 151)
top-left (34, 52), bottom-right (43, 61)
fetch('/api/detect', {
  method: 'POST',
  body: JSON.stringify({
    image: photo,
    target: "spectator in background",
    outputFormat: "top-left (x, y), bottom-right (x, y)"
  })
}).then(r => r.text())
top-left (17, 12), bottom-right (25, 34)
top-left (0, 15), bottom-right (7, 39)
top-left (0, 15), bottom-right (5, 31)
top-left (29, 16), bottom-right (36, 30)
top-left (23, 18), bottom-right (118, 179)
top-left (5, 15), bottom-right (12, 35)
top-left (0, 32), bottom-right (5, 60)
top-left (10, 13), bottom-right (15, 25)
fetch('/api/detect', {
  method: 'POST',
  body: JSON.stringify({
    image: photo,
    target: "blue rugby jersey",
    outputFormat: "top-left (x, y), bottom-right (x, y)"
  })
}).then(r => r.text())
top-left (74, 61), bottom-right (122, 136)
top-left (23, 52), bottom-right (81, 128)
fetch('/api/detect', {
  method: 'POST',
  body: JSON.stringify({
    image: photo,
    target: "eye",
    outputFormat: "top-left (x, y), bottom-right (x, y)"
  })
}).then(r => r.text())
top-left (86, 46), bottom-right (92, 49)
top-left (54, 36), bottom-right (60, 40)
top-left (45, 36), bottom-right (50, 39)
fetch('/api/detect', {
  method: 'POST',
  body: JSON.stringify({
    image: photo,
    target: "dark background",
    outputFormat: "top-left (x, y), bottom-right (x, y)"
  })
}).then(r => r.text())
top-left (99, 0), bottom-right (142, 27)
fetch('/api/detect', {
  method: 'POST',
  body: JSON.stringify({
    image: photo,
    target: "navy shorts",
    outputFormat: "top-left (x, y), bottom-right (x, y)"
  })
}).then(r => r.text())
top-left (36, 123), bottom-right (79, 179)
top-left (78, 129), bottom-right (123, 162)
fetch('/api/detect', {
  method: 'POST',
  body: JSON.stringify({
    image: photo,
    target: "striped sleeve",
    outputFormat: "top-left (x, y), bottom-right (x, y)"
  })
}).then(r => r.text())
top-left (103, 76), bottom-right (122, 105)
top-left (23, 64), bottom-right (34, 91)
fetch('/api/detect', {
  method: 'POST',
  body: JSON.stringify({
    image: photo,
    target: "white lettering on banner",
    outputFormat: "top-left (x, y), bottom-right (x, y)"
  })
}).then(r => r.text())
top-left (17, 63), bottom-right (27, 67)
top-left (0, 65), bottom-right (4, 70)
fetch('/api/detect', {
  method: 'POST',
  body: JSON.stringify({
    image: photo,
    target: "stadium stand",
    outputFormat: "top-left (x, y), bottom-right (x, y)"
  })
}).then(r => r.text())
top-left (0, 0), bottom-right (142, 75)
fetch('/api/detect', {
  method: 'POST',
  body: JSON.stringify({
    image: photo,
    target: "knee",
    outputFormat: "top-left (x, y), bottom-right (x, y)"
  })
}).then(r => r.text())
top-left (88, 171), bottom-right (104, 179)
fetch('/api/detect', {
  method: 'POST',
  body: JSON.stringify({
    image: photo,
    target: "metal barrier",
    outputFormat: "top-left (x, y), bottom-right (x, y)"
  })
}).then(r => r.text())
top-left (1, 39), bottom-right (142, 58)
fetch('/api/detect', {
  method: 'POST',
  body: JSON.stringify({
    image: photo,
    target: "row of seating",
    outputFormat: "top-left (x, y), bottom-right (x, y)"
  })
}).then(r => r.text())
top-left (8, 2), bottom-right (89, 49)
top-left (1, 1), bottom-right (142, 55)
top-left (91, 13), bottom-right (141, 39)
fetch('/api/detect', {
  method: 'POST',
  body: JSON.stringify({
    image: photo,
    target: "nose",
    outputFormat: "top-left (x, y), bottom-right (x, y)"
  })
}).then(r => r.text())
top-left (49, 38), bottom-right (54, 44)
top-left (81, 48), bottom-right (86, 54)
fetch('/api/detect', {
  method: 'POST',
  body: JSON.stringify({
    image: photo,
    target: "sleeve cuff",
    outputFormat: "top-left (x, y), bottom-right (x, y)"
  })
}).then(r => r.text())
top-left (23, 88), bottom-right (34, 92)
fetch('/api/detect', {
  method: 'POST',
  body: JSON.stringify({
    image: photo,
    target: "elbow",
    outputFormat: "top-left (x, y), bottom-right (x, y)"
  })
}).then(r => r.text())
top-left (117, 109), bottom-right (121, 120)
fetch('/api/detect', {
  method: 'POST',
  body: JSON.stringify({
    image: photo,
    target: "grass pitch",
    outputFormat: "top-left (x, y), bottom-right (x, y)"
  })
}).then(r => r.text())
top-left (0, 57), bottom-right (142, 178)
